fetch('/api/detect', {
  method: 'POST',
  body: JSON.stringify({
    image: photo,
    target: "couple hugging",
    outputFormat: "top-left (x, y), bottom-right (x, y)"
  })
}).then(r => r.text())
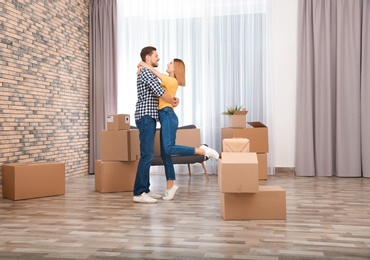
top-left (133, 46), bottom-right (219, 203)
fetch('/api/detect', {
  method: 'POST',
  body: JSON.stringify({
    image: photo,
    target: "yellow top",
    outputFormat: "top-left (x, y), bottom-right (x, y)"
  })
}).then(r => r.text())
top-left (158, 74), bottom-right (179, 110)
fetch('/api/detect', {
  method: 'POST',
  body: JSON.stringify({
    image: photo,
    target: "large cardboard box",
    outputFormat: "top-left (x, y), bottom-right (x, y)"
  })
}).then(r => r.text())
top-left (2, 162), bottom-right (65, 200)
top-left (106, 114), bottom-right (130, 131)
top-left (154, 128), bottom-right (201, 157)
top-left (221, 122), bottom-right (268, 153)
top-left (95, 160), bottom-right (138, 193)
top-left (222, 138), bottom-right (250, 152)
top-left (226, 110), bottom-right (248, 128)
top-left (257, 153), bottom-right (268, 180)
top-left (218, 152), bottom-right (259, 193)
top-left (100, 129), bottom-right (140, 161)
top-left (220, 186), bottom-right (286, 220)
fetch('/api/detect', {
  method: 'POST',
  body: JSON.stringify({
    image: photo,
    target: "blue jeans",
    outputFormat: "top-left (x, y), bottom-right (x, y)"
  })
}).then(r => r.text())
top-left (159, 107), bottom-right (195, 181)
top-left (134, 116), bottom-right (157, 196)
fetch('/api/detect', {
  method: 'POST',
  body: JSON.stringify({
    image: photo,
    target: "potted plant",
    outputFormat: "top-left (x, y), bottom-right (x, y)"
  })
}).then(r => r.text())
top-left (223, 105), bottom-right (248, 128)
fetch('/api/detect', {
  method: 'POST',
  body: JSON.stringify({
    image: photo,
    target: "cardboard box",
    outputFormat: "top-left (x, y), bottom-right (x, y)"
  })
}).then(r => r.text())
top-left (95, 160), bottom-right (138, 193)
top-left (100, 129), bottom-right (140, 161)
top-left (257, 153), bottom-right (268, 180)
top-left (154, 128), bottom-right (201, 157)
top-left (218, 152), bottom-right (259, 193)
top-left (221, 122), bottom-right (268, 153)
top-left (2, 162), bottom-right (65, 200)
top-left (222, 138), bottom-right (250, 152)
top-left (227, 110), bottom-right (248, 128)
top-left (106, 114), bottom-right (130, 131)
top-left (220, 186), bottom-right (286, 220)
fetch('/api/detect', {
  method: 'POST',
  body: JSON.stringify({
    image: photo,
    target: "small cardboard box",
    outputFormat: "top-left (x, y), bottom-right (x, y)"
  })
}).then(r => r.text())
top-left (154, 128), bottom-right (201, 157)
top-left (226, 110), bottom-right (248, 128)
top-left (257, 153), bottom-right (268, 180)
top-left (2, 162), bottom-right (65, 200)
top-left (106, 114), bottom-right (130, 131)
top-left (95, 160), bottom-right (138, 193)
top-left (221, 122), bottom-right (268, 153)
top-left (220, 186), bottom-right (286, 220)
top-left (100, 129), bottom-right (140, 161)
top-left (222, 138), bottom-right (250, 152)
top-left (218, 152), bottom-right (259, 193)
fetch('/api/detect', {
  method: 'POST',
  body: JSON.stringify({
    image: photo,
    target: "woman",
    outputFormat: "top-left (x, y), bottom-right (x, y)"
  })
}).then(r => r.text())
top-left (138, 59), bottom-right (219, 201)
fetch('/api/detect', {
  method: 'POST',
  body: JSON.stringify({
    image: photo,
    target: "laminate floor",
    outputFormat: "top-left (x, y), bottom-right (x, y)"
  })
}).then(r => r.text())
top-left (0, 172), bottom-right (370, 260)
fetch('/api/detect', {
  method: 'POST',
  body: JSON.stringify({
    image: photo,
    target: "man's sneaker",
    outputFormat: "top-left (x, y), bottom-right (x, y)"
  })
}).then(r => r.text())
top-left (133, 192), bottom-right (158, 203)
top-left (146, 191), bottom-right (162, 199)
top-left (200, 145), bottom-right (219, 160)
top-left (162, 185), bottom-right (179, 201)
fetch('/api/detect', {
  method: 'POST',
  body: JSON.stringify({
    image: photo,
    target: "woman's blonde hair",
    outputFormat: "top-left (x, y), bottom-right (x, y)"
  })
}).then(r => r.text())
top-left (174, 58), bottom-right (186, 86)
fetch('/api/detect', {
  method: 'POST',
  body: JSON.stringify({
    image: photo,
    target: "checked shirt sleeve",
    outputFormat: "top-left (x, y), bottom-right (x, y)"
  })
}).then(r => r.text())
top-left (141, 68), bottom-right (164, 97)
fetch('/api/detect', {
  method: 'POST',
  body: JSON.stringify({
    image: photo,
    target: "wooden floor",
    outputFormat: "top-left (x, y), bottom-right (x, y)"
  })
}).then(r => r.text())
top-left (0, 172), bottom-right (370, 260)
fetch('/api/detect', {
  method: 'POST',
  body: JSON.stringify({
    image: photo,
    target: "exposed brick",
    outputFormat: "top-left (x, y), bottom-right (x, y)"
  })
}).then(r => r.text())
top-left (0, 0), bottom-right (90, 184)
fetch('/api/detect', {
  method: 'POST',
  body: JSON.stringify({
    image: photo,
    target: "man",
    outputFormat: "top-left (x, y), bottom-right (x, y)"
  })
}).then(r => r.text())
top-left (133, 46), bottom-right (179, 203)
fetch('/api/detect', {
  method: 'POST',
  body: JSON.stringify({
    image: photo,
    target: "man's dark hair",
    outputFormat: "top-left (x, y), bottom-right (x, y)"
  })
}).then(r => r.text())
top-left (140, 46), bottom-right (156, 61)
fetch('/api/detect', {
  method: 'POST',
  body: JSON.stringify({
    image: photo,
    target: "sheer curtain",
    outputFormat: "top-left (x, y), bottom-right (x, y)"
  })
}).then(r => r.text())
top-left (117, 0), bottom-right (274, 174)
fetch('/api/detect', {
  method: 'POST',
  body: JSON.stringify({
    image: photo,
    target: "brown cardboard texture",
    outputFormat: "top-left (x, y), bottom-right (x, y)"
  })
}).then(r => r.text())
top-left (2, 162), bottom-right (65, 200)
top-left (221, 122), bottom-right (268, 152)
top-left (100, 129), bottom-right (140, 161)
top-left (227, 110), bottom-right (248, 128)
top-left (220, 186), bottom-right (286, 220)
top-left (95, 160), bottom-right (138, 193)
top-left (257, 153), bottom-right (268, 180)
top-left (106, 114), bottom-right (130, 131)
top-left (222, 138), bottom-right (250, 152)
top-left (154, 128), bottom-right (201, 157)
top-left (218, 152), bottom-right (258, 193)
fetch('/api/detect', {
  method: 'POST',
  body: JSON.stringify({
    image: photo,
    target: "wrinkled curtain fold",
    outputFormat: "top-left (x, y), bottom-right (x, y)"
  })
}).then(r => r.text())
top-left (89, 0), bottom-right (117, 173)
top-left (295, 0), bottom-right (370, 177)
top-left (361, 0), bottom-right (370, 178)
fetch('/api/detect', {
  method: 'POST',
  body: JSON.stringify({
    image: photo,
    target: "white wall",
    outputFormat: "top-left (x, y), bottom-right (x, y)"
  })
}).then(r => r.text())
top-left (272, 0), bottom-right (298, 168)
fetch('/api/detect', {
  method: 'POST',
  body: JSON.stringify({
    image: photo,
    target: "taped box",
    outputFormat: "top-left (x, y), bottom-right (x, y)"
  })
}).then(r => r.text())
top-left (106, 114), bottom-right (130, 131)
top-left (223, 138), bottom-right (250, 152)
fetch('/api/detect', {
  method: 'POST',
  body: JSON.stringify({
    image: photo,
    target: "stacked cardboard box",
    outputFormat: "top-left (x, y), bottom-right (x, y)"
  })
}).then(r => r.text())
top-left (96, 114), bottom-right (140, 193)
top-left (219, 113), bottom-right (286, 220)
top-left (222, 119), bottom-right (269, 179)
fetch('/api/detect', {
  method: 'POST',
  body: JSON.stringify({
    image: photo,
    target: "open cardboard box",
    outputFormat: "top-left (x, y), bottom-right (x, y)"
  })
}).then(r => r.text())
top-left (227, 110), bottom-right (248, 128)
top-left (222, 121), bottom-right (268, 153)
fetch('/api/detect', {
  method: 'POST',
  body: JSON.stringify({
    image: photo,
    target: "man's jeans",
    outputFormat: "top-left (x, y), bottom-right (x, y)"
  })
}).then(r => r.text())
top-left (159, 107), bottom-right (195, 181)
top-left (133, 116), bottom-right (157, 196)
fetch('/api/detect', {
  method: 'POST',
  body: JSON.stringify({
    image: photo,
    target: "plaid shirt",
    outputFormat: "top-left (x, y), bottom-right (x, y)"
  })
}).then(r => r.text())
top-left (135, 67), bottom-right (165, 121)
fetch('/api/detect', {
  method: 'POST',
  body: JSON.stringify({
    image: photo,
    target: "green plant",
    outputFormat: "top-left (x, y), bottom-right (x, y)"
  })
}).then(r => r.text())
top-left (222, 105), bottom-right (244, 115)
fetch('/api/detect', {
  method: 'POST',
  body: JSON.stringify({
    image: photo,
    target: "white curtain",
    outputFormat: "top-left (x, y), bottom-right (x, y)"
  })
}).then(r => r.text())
top-left (117, 0), bottom-right (274, 174)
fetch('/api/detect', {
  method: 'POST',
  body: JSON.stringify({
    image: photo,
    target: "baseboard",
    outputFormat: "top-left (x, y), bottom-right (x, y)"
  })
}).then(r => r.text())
top-left (275, 167), bottom-right (295, 174)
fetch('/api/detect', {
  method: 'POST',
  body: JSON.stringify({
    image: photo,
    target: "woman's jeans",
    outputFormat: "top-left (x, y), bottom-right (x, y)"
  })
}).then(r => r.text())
top-left (133, 116), bottom-right (157, 196)
top-left (159, 107), bottom-right (195, 181)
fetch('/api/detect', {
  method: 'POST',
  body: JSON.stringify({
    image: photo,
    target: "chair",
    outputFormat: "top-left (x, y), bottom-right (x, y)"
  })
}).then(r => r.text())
top-left (131, 124), bottom-right (209, 179)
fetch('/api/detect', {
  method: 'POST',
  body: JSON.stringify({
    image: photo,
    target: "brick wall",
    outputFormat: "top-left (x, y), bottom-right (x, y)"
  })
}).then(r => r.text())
top-left (0, 0), bottom-right (90, 188)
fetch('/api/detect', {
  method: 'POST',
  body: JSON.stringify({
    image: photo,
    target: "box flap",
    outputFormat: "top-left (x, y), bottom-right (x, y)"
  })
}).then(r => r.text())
top-left (233, 110), bottom-right (248, 115)
top-left (247, 121), bottom-right (267, 128)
